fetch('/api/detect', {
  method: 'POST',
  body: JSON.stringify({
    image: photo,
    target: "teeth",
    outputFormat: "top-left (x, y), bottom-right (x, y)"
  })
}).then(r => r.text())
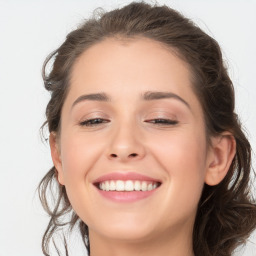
top-left (110, 180), bottom-right (115, 191)
top-left (116, 180), bottom-right (125, 191)
top-left (105, 181), bottom-right (110, 191)
top-left (98, 180), bottom-right (159, 192)
top-left (141, 181), bottom-right (147, 191)
top-left (134, 181), bottom-right (140, 191)
top-left (125, 180), bottom-right (134, 191)
top-left (148, 183), bottom-right (153, 191)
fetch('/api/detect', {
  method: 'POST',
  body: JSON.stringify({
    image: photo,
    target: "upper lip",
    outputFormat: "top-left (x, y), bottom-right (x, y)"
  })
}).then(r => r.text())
top-left (92, 172), bottom-right (162, 184)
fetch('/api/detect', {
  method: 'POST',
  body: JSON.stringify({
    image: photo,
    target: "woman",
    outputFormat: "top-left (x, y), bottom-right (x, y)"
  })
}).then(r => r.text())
top-left (38, 2), bottom-right (256, 256)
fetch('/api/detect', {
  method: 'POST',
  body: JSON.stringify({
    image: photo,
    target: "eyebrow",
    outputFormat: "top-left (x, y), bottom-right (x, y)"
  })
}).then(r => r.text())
top-left (71, 91), bottom-right (190, 109)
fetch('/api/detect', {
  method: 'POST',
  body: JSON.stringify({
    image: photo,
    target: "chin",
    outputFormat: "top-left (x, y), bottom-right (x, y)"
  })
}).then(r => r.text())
top-left (101, 225), bottom-right (155, 242)
top-left (89, 215), bottom-right (157, 242)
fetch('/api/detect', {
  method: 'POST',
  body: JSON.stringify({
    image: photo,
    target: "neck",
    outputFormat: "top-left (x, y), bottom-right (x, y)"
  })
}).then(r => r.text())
top-left (89, 223), bottom-right (195, 256)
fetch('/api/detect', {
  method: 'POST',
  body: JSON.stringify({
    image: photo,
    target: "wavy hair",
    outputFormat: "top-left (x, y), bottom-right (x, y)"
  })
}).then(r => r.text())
top-left (38, 2), bottom-right (256, 255)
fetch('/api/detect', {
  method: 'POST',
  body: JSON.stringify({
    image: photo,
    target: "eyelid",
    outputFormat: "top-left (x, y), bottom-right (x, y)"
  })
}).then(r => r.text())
top-left (144, 118), bottom-right (178, 125)
top-left (143, 110), bottom-right (179, 126)
top-left (79, 117), bottom-right (178, 128)
top-left (77, 109), bottom-right (179, 127)
top-left (79, 117), bottom-right (110, 127)
top-left (78, 110), bottom-right (108, 121)
top-left (144, 110), bottom-right (177, 119)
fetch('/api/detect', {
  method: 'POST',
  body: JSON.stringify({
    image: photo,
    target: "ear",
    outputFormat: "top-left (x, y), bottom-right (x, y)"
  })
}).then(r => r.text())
top-left (205, 133), bottom-right (236, 186)
top-left (49, 132), bottom-right (65, 185)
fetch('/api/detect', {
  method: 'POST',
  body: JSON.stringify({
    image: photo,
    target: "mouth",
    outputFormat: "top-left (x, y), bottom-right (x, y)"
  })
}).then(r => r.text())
top-left (95, 180), bottom-right (161, 192)
top-left (93, 172), bottom-right (162, 202)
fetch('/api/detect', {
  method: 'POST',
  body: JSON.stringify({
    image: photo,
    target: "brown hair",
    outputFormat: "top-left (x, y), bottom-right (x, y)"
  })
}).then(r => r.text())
top-left (38, 2), bottom-right (256, 255)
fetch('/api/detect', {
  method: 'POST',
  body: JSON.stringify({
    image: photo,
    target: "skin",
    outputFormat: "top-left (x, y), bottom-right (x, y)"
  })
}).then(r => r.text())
top-left (50, 38), bottom-right (236, 256)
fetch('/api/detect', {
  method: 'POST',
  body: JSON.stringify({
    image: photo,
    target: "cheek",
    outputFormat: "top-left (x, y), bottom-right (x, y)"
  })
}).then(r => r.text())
top-left (60, 133), bottom-right (104, 183)
top-left (149, 130), bottom-right (207, 203)
top-left (59, 134), bottom-right (105, 220)
top-left (151, 129), bottom-right (207, 170)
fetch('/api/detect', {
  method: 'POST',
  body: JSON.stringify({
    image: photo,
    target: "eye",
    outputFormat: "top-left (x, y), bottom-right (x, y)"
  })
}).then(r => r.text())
top-left (79, 118), bottom-right (110, 127)
top-left (145, 118), bottom-right (178, 125)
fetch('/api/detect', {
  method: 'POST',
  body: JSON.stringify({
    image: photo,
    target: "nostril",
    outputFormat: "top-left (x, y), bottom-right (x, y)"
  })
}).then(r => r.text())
top-left (129, 153), bottom-right (138, 158)
top-left (109, 153), bottom-right (139, 159)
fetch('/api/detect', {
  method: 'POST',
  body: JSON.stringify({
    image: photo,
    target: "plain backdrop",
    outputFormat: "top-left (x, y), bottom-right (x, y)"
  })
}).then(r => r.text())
top-left (0, 0), bottom-right (255, 255)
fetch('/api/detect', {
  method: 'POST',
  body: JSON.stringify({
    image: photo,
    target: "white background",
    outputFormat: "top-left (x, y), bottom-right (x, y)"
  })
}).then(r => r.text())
top-left (0, 0), bottom-right (255, 255)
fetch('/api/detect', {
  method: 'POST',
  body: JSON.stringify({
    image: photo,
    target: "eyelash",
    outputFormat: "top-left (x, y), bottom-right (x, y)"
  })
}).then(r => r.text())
top-left (79, 118), bottom-right (178, 127)
top-left (145, 118), bottom-right (178, 125)
top-left (79, 118), bottom-right (110, 126)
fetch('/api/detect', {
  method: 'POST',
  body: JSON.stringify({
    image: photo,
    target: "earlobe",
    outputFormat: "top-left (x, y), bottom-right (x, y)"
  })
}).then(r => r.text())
top-left (205, 133), bottom-right (236, 186)
top-left (49, 132), bottom-right (65, 185)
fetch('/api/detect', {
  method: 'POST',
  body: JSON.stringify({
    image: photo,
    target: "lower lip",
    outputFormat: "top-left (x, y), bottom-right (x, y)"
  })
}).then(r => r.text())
top-left (96, 187), bottom-right (159, 203)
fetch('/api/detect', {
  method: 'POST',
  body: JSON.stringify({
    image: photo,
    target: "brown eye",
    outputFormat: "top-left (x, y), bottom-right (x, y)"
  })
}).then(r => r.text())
top-left (80, 118), bottom-right (110, 127)
top-left (145, 119), bottom-right (178, 125)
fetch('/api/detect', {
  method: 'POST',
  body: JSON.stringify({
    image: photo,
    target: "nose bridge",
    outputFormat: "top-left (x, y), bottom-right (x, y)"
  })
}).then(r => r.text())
top-left (106, 118), bottom-right (146, 161)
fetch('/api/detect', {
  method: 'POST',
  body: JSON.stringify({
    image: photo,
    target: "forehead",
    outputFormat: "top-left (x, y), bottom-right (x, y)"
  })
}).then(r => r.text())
top-left (68, 37), bottom-right (196, 100)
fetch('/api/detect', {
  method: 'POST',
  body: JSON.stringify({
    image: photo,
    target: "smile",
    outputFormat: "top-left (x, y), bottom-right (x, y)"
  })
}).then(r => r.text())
top-left (98, 180), bottom-right (160, 191)
top-left (93, 172), bottom-right (162, 202)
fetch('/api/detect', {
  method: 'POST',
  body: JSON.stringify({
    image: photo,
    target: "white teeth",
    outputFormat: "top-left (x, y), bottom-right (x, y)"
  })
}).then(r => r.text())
top-left (125, 180), bottom-right (134, 191)
top-left (105, 181), bottom-right (110, 191)
top-left (98, 180), bottom-right (159, 192)
top-left (141, 181), bottom-right (147, 191)
top-left (110, 180), bottom-right (115, 191)
top-left (116, 180), bottom-right (125, 191)
top-left (134, 181), bottom-right (141, 191)
top-left (148, 183), bottom-right (153, 191)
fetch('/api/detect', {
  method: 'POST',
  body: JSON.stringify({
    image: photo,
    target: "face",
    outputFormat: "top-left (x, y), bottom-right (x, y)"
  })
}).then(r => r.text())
top-left (52, 38), bottom-right (215, 243)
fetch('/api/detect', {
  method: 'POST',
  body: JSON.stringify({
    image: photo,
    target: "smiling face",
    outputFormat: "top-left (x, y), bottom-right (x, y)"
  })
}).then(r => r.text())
top-left (50, 37), bottom-right (215, 250)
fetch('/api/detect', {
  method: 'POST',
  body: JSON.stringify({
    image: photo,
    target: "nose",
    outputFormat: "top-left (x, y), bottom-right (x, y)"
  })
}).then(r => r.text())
top-left (106, 123), bottom-right (146, 162)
